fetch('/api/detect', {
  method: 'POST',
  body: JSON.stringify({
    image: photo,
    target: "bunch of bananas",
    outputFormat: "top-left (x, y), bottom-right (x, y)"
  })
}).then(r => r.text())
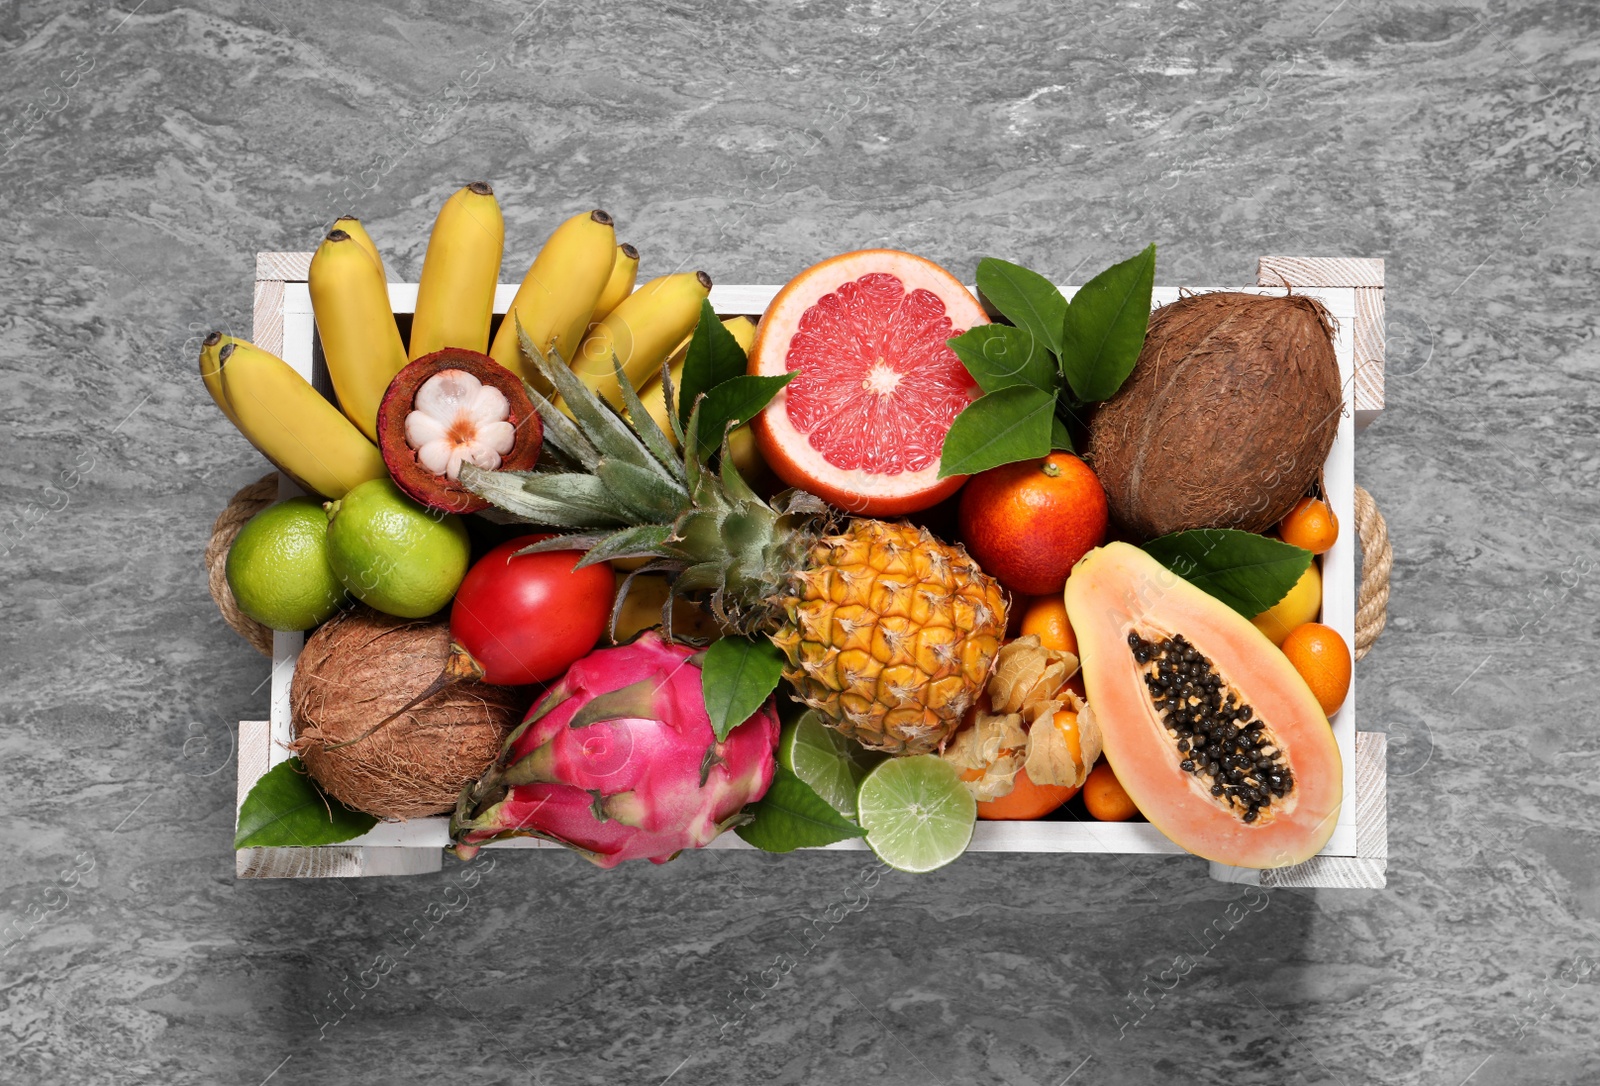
top-left (199, 183), bottom-right (718, 497)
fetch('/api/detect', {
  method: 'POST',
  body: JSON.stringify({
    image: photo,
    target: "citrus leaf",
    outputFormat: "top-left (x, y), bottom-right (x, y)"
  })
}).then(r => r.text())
top-left (1059, 243), bottom-right (1156, 403)
top-left (702, 635), bottom-right (786, 742)
top-left (937, 385), bottom-right (1056, 478)
top-left (975, 257), bottom-right (1068, 355)
top-left (948, 324), bottom-right (1057, 394)
top-left (234, 757), bottom-right (377, 849)
top-left (735, 765), bottom-right (868, 852)
top-left (692, 374), bottom-right (794, 460)
top-left (1141, 529), bottom-right (1314, 618)
top-left (678, 299), bottom-right (750, 430)
top-left (1050, 416), bottom-right (1074, 452)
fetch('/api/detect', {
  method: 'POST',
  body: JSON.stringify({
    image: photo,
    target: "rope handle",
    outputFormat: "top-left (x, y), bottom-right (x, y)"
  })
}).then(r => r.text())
top-left (204, 473), bottom-right (279, 657)
top-left (1353, 484), bottom-right (1390, 661)
top-left (206, 473), bottom-right (1393, 663)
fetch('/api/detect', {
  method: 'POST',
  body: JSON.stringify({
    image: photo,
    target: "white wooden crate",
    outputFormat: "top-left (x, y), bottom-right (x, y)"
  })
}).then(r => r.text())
top-left (236, 255), bottom-right (1388, 885)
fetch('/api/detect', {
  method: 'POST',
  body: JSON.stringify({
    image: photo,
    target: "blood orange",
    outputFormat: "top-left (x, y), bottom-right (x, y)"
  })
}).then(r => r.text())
top-left (749, 250), bottom-right (987, 516)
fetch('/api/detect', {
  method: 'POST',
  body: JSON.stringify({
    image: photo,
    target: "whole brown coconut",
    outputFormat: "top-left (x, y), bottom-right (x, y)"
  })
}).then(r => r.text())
top-left (1087, 292), bottom-right (1342, 539)
top-left (290, 608), bottom-right (529, 819)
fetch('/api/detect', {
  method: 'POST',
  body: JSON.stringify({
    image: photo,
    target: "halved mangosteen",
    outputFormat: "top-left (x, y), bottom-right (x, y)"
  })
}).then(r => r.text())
top-left (377, 348), bottom-right (542, 514)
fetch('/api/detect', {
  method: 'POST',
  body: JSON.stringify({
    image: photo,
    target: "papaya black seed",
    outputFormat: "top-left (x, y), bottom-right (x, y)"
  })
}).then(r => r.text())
top-left (1130, 631), bottom-right (1293, 818)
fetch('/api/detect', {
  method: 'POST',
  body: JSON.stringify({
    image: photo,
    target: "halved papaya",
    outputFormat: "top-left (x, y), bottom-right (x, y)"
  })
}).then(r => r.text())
top-left (1065, 542), bottom-right (1342, 868)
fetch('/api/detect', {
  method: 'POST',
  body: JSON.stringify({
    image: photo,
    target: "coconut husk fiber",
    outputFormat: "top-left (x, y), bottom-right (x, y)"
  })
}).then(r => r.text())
top-left (290, 607), bottom-right (530, 820)
top-left (1087, 291), bottom-right (1342, 539)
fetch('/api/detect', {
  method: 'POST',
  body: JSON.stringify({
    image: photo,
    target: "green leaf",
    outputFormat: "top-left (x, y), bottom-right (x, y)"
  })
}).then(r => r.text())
top-left (976, 257), bottom-right (1068, 355)
top-left (947, 324), bottom-right (1057, 394)
top-left (735, 765), bottom-right (868, 852)
top-left (1141, 529), bottom-right (1314, 618)
top-left (701, 636), bottom-right (786, 742)
top-left (1059, 243), bottom-right (1156, 403)
top-left (693, 374), bottom-right (794, 460)
top-left (1050, 416), bottom-right (1074, 452)
top-left (234, 758), bottom-right (377, 849)
top-left (936, 385), bottom-right (1056, 478)
top-left (678, 299), bottom-right (750, 430)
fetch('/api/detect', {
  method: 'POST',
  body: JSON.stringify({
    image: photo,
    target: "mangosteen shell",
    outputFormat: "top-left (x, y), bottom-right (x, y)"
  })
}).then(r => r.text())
top-left (377, 348), bottom-right (543, 515)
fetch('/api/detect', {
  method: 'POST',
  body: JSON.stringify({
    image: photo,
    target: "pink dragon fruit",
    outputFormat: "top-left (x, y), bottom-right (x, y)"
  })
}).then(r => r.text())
top-left (449, 631), bottom-right (779, 866)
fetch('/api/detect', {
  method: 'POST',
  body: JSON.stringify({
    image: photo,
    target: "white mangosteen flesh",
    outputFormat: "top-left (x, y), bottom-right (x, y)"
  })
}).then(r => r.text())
top-left (404, 368), bottom-right (516, 480)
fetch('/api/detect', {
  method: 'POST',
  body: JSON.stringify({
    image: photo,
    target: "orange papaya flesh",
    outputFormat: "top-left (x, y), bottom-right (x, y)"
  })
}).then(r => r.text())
top-left (1065, 542), bottom-right (1342, 868)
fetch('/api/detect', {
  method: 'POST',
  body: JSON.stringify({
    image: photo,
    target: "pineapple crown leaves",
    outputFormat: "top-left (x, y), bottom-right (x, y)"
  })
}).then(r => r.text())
top-left (458, 311), bottom-right (813, 640)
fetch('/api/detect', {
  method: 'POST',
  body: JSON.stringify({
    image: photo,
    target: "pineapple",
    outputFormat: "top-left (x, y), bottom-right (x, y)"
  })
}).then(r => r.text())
top-left (461, 336), bottom-right (1006, 755)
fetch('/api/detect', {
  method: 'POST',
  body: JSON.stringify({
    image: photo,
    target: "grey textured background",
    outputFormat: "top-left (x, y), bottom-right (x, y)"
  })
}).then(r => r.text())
top-left (3, 2), bottom-right (1597, 1083)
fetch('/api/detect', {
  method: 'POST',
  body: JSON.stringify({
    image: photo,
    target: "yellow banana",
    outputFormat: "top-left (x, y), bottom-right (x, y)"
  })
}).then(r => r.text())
top-left (309, 228), bottom-right (408, 441)
top-left (199, 330), bottom-right (245, 431)
top-left (409, 181), bottom-right (504, 359)
top-left (591, 243), bottom-right (639, 324)
top-left (489, 209), bottom-right (616, 393)
top-left (331, 215), bottom-right (386, 280)
top-left (214, 336), bottom-right (388, 499)
top-left (572, 270), bottom-right (712, 409)
top-left (635, 316), bottom-right (756, 439)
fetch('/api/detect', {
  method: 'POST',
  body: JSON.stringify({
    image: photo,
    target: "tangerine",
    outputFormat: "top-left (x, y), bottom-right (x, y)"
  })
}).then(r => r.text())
top-left (1280, 622), bottom-right (1351, 715)
top-left (1082, 760), bottom-right (1139, 822)
top-left (975, 766), bottom-right (1077, 821)
top-left (958, 453), bottom-right (1109, 596)
top-left (1020, 595), bottom-right (1078, 655)
top-left (1279, 496), bottom-right (1339, 555)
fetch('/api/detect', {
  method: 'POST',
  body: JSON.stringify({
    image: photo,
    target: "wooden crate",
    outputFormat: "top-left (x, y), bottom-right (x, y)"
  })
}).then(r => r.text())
top-left (236, 255), bottom-right (1388, 886)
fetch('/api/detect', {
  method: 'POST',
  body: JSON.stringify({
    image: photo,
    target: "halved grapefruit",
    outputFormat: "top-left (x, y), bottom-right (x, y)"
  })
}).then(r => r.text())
top-left (749, 250), bottom-right (987, 516)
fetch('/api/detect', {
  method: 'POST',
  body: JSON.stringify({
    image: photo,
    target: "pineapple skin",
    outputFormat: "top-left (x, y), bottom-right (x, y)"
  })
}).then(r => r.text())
top-left (771, 519), bottom-right (1007, 755)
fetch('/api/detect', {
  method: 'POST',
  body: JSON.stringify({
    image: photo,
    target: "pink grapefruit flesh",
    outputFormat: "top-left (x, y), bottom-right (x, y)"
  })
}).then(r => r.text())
top-left (750, 250), bottom-right (987, 516)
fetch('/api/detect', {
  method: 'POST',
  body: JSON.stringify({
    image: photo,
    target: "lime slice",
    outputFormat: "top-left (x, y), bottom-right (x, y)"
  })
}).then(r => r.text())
top-left (855, 755), bottom-right (977, 874)
top-left (779, 711), bottom-right (885, 819)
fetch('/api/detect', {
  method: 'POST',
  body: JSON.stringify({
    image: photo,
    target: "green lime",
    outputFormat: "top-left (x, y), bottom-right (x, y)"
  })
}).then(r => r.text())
top-left (324, 478), bottom-right (469, 619)
top-left (855, 755), bottom-right (977, 874)
top-left (779, 711), bottom-right (885, 819)
top-left (225, 497), bottom-right (347, 632)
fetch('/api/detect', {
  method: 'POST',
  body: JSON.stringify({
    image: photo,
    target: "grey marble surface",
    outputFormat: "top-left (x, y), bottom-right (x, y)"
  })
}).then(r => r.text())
top-left (2, 1), bottom-right (1597, 1083)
